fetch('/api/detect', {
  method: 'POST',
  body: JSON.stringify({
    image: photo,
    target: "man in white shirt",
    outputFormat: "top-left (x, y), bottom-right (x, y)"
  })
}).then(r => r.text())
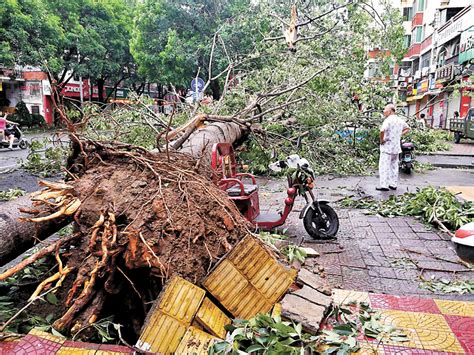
top-left (376, 104), bottom-right (410, 191)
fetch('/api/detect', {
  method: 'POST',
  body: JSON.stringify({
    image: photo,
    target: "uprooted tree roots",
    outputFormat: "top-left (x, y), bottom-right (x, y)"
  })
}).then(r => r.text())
top-left (0, 139), bottom-right (252, 339)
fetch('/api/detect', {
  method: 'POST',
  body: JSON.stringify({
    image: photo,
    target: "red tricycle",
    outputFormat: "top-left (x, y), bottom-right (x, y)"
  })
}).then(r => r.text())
top-left (211, 143), bottom-right (339, 239)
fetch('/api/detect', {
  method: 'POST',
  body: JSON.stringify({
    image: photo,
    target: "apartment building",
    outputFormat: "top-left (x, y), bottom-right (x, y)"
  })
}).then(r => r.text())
top-left (395, 0), bottom-right (474, 127)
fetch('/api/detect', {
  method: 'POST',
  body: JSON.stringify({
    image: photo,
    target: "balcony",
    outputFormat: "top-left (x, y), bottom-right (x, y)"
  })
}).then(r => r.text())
top-left (411, 12), bottom-right (423, 27)
top-left (436, 5), bottom-right (472, 46)
top-left (404, 43), bottom-right (421, 59)
top-left (421, 35), bottom-right (432, 52)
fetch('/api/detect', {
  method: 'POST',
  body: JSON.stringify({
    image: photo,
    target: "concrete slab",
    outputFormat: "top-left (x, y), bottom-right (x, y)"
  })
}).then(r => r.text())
top-left (280, 294), bottom-right (326, 334)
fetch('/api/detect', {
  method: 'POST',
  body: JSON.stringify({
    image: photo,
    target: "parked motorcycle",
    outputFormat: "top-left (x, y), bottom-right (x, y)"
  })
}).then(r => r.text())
top-left (399, 141), bottom-right (415, 174)
top-left (0, 124), bottom-right (28, 150)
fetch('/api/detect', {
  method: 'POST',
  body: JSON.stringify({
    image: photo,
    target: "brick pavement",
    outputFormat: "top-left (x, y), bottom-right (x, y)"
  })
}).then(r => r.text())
top-left (257, 177), bottom-right (474, 302)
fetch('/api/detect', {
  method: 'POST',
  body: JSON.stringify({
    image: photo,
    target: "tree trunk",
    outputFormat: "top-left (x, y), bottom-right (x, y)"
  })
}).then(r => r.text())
top-left (0, 196), bottom-right (71, 266)
top-left (210, 79), bottom-right (221, 100)
top-left (178, 121), bottom-right (245, 162)
top-left (97, 77), bottom-right (106, 105)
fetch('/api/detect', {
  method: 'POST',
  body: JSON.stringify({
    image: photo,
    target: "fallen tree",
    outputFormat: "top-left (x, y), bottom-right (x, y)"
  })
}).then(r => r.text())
top-left (0, 196), bottom-right (71, 265)
top-left (0, 139), bottom-right (252, 338)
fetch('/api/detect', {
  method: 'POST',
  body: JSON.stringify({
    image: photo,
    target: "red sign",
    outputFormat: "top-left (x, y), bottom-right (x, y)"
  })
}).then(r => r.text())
top-left (61, 82), bottom-right (104, 100)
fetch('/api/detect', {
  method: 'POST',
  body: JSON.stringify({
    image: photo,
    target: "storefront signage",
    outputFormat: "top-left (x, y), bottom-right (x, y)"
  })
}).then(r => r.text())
top-left (459, 26), bottom-right (474, 64)
top-left (437, 7), bottom-right (473, 46)
top-left (42, 80), bottom-right (51, 95)
top-left (417, 80), bottom-right (428, 94)
top-left (429, 77), bottom-right (435, 90)
top-left (435, 63), bottom-right (453, 82)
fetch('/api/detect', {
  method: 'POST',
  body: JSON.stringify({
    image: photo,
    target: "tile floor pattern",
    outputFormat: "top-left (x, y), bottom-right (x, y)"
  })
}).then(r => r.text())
top-left (0, 329), bottom-right (132, 355)
top-left (1, 292), bottom-right (473, 354)
top-left (333, 289), bottom-right (474, 354)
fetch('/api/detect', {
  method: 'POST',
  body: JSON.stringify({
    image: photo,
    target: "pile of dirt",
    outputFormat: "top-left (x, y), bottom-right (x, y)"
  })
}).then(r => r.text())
top-left (1, 139), bottom-right (252, 340)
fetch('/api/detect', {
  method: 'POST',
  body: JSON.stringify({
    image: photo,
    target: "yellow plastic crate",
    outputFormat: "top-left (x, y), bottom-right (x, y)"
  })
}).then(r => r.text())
top-left (175, 326), bottom-right (219, 354)
top-left (195, 297), bottom-right (231, 338)
top-left (136, 276), bottom-right (206, 353)
top-left (203, 235), bottom-right (296, 319)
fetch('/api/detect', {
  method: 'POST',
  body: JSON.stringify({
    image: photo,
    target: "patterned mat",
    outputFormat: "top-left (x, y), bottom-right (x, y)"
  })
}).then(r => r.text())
top-left (334, 289), bottom-right (474, 354)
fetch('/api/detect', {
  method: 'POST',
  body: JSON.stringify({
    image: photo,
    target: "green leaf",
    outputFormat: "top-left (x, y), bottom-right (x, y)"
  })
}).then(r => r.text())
top-left (46, 293), bottom-right (58, 305)
top-left (245, 344), bottom-right (266, 352)
top-left (333, 324), bottom-right (354, 336)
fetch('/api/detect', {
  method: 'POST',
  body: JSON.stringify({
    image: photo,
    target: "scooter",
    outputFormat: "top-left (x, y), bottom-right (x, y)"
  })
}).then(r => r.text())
top-left (399, 141), bottom-right (415, 174)
top-left (452, 222), bottom-right (474, 264)
top-left (0, 124), bottom-right (28, 150)
top-left (211, 143), bottom-right (339, 239)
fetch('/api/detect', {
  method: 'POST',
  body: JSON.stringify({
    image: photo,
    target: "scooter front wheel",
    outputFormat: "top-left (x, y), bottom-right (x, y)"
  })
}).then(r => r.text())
top-left (303, 203), bottom-right (339, 239)
top-left (19, 140), bottom-right (28, 149)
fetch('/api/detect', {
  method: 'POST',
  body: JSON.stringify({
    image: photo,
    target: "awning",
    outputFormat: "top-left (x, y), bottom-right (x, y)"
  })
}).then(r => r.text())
top-left (406, 95), bottom-right (423, 102)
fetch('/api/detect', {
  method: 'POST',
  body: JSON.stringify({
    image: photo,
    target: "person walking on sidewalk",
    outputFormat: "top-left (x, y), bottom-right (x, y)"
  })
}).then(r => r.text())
top-left (376, 104), bottom-right (410, 191)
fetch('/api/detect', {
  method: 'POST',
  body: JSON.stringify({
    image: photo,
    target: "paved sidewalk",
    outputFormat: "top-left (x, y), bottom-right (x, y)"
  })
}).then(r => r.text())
top-left (305, 209), bottom-right (474, 302)
top-left (257, 177), bottom-right (474, 302)
top-left (435, 141), bottom-right (474, 156)
top-left (418, 154), bottom-right (474, 169)
top-left (0, 328), bottom-right (131, 354)
top-left (332, 289), bottom-right (474, 354)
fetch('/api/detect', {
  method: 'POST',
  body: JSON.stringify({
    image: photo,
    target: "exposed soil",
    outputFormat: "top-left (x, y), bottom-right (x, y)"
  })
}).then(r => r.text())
top-left (1, 139), bottom-right (252, 341)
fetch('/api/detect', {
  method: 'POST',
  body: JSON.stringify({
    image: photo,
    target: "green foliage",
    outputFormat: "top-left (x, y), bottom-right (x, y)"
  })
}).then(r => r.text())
top-left (0, 188), bottom-right (26, 201)
top-left (0, 256), bottom-right (56, 334)
top-left (419, 276), bottom-right (474, 295)
top-left (131, 0), bottom-right (257, 86)
top-left (0, 0), bottom-right (62, 67)
top-left (281, 245), bottom-right (307, 265)
top-left (405, 128), bottom-right (450, 153)
top-left (238, 140), bottom-right (271, 175)
top-left (13, 101), bottom-right (31, 127)
top-left (72, 316), bottom-right (122, 343)
top-left (209, 313), bottom-right (318, 354)
top-left (322, 301), bottom-right (408, 354)
top-left (342, 187), bottom-right (474, 231)
top-left (20, 139), bottom-right (69, 177)
top-left (257, 232), bottom-right (307, 265)
top-left (83, 101), bottom-right (159, 149)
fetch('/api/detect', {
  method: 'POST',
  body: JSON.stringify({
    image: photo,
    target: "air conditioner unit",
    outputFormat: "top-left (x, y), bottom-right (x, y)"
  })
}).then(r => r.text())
top-left (430, 65), bottom-right (437, 73)
top-left (390, 75), bottom-right (398, 80)
top-left (408, 77), bottom-right (413, 83)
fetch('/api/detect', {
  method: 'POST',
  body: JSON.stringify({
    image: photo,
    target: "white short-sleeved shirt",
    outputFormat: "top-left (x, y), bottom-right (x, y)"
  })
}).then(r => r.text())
top-left (380, 114), bottom-right (409, 154)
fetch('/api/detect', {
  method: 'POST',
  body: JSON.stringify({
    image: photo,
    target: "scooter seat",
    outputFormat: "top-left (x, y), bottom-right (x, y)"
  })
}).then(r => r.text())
top-left (401, 142), bottom-right (414, 150)
top-left (226, 184), bottom-right (258, 196)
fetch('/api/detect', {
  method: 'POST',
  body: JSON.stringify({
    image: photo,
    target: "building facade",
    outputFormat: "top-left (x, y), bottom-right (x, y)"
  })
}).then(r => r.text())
top-left (1, 67), bottom-right (162, 125)
top-left (395, 0), bottom-right (474, 127)
top-left (0, 66), bottom-right (54, 124)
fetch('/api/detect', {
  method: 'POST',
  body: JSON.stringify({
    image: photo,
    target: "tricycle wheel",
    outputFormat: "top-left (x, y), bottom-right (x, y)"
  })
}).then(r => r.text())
top-left (303, 203), bottom-right (339, 239)
top-left (454, 132), bottom-right (461, 144)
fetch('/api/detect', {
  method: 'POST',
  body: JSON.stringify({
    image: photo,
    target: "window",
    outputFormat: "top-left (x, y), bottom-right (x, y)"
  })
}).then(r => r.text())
top-left (402, 7), bottom-right (413, 21)
top-left (438, 49), bottom-right (446, 66)
top-left (31, 106), bottom-right (40, 115)
top-left (421, 51), bottom-right (431, 69)
top-left (412, 26), bottom-right (423, 43)
top-left (29, 82), bottom-right (41, 97)
top-left (403, 35), bottom-right (411, 48)
top-left (417, 0), bottom-right (425, 12)
top-left (451, 43), bottom-right (459, 57)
